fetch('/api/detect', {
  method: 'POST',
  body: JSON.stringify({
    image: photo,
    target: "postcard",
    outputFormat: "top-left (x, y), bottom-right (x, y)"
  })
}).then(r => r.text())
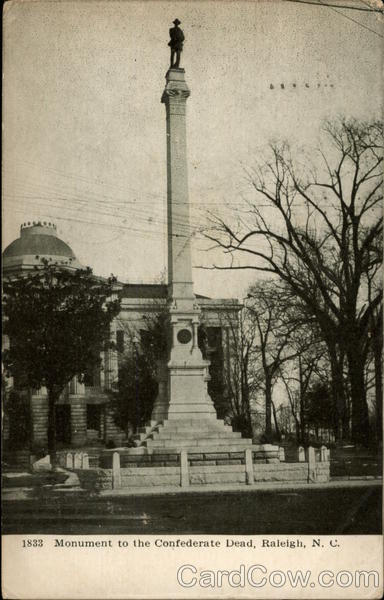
top-left (2, 1), bottom-right (383, 598)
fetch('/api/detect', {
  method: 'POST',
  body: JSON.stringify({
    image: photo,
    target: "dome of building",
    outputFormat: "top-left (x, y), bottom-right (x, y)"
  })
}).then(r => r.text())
top-left (2, 221), bottom-right (83, 273)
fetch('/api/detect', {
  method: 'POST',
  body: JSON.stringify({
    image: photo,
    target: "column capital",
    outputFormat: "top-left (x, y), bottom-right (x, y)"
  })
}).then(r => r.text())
top-left (162, 88), bottom-right (190, 101)
top-left (161, 68), bottom-right (190, 104)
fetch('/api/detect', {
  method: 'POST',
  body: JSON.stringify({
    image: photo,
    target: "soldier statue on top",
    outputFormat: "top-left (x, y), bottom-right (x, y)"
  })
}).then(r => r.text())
top-left (168, 19), bottom-right (184, 69)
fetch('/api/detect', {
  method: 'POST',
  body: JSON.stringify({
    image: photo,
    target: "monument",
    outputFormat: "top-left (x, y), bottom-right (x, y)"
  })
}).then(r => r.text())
top-left (137, 22), bottom-right (253, 453)
top-left (99, 22), bottom-right (330, 489)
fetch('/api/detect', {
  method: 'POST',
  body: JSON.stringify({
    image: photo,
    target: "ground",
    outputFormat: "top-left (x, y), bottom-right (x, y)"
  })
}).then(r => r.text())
top-left (2, 483), bottom-right (381, 535)
top-left (329, 445), bottom-right (382, 478)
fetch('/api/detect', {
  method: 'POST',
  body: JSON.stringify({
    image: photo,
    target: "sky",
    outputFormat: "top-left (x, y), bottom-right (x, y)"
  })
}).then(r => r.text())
top-left (3, 0), bottom-right (383, 299)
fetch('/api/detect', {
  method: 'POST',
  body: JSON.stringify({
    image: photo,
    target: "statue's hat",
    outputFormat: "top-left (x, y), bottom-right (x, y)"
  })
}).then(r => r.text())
top-left (173, 18), bottom-right (181, 25)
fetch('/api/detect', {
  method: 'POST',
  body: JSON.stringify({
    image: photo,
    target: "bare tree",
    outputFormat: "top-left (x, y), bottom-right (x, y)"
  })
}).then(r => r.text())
top-left (205, 118), bottom-right (383, 445)
top-left (212, 307), bottom-right (260, 438)
top-left (280, 331), bottom-right (330, 444)
top-left (246, 280), bottom-right (300, 442)
top-left (367, 299), bottom-right (383, 444)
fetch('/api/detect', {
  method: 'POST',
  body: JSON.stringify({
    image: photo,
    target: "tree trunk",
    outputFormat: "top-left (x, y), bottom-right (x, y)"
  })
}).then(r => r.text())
top-left (47, 387), bottom-right (60, 464)
top-left (271, 400), bottom-right (281, 442)
top-left (244, 395), bottom-right (254, 439)
top-left (374, 348), bottom-right (382, 446)
top-left (328, 345), bottom-right (348, 441)
top-left (241, 375), bottom-right (253, 439)
top-left (347, 351), bottom-right (370, 446)
top-left (299, 394), bottom-right (306, 445)
top-left (373, 314), bottom-right (383, 445)
top-left (298, 356), bottom-right (306, 445)
top-left (295, 422), bottom-right (300, 444)
top-left (265, 379), bottom-right (273, 441)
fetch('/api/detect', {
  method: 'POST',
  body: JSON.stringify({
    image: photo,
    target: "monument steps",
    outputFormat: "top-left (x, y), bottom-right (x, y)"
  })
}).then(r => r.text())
top-left (150, 430), bottom-right (243, 440)
top-left (166, 418), bottom-right (226, 426)
top-left (167, 426), bottom-right (239, 433)
top-left (146, 438), bottom-right (252, 449)
top-left (134, 424), bottom-right (243, 446)
top-left (134, 414), bottom-right (253, 454)
top-left (167, 409), bottom-right (217, 417)
top-left (166, 412), bottom-right (225, 420)
top-left (166, 420), bottom-right (230, 427)
top-left (165, 424), bottom-right (235, 432)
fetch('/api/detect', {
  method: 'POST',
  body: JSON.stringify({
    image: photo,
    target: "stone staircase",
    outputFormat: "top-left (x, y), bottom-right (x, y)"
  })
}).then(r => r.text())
top-left (134, 417), bottom-right (252, 453)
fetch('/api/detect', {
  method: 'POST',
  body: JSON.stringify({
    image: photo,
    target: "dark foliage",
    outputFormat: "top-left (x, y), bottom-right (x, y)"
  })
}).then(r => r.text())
top-left (3, 259), bottom-right (120, 457)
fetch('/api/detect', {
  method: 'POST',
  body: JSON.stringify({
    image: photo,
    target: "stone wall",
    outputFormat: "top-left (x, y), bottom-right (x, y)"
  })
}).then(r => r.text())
top-left (190, 464), bottom-right (246, 485)
top-left (120, 466), bottom-right (180, 487)
top-left (254, 463), bottom-right (309, 482)
top-left (93, 446), bottom-right (331, 490)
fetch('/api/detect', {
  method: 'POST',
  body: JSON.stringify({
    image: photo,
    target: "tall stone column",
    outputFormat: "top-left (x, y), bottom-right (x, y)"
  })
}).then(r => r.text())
top-left (154, 68), bottom-right (216, 422)
top-left (162, 68), bottom-right (194, 305)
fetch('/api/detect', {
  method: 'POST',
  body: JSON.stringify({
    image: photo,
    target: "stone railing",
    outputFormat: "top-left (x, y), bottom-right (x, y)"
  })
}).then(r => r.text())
top-left (106, 444), bottom-right (330, 490)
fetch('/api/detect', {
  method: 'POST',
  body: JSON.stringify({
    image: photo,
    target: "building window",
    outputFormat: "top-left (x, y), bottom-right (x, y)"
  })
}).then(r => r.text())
top-left (84, 364), bottom-right (101, 387)
top-left (87, 404), bottom-right (101, 431)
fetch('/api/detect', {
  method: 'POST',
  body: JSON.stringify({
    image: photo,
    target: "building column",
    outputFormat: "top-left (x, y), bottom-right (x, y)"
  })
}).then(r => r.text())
top-left (105, 405), bottom-right (125, 446)
top-left (30, 388), bottom-right (49, 447)
top-left (104, 321), bottom-right (118, 391)
top-left (99, 353), bottom-right (105, 389)
top-left (70, 400), bottom-right (87, 447)
top-left (100, 405), bottom-right (106, 441)
top-left (69, 376), bottom-right (85, 396)
top-left (69, 376), bottom-right (87, 446)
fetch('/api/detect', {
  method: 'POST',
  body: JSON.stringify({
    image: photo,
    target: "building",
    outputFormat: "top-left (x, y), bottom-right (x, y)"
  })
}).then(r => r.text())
top-left (2, 220), bottom-right (241, 450)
